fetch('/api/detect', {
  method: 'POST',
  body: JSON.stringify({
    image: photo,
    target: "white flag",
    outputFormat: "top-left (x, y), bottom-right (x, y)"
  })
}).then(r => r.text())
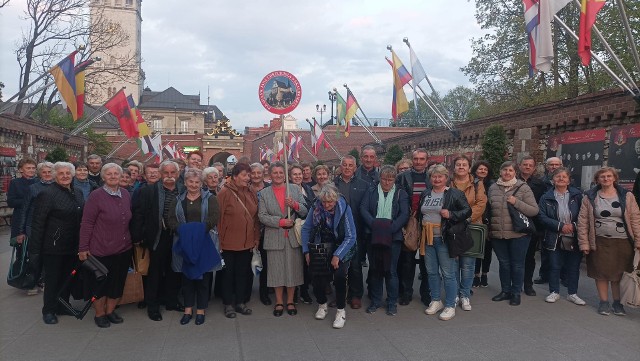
top-left (535, 0), bottom-right (572, 73)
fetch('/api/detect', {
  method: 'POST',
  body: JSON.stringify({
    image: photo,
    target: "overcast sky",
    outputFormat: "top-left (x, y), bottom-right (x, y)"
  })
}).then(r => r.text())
top-left (0, 0), bottom-right (486, 130)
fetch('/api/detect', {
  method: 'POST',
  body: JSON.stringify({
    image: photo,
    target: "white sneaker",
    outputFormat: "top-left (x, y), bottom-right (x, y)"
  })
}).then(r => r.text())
top-left (439, 307), bottom-right (456, 321)
top-left (545, 292), bottom-right (560, 303)
top-left (567, 294), bottom-right (586, 306)
top-left (333, 309), bottom-right (346, 329)
top-left (315, 303), bottom-right (328, 320)
top-left (455, 296), bottom-right (459, 306)
top-left (425, 300), bottom-right (444, 315)
top-left (26, 288), bottom-right (39, 296)
top-left (460, 297), bottom-right (472, 311)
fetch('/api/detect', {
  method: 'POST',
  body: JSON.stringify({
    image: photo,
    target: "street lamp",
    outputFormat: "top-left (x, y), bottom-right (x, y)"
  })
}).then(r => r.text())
top-left (328, 90), bottom-right (336, 126)
top-left (316, 104), bottom-right (326, 126)
top-left (173, 105), bottom-right (177, 134)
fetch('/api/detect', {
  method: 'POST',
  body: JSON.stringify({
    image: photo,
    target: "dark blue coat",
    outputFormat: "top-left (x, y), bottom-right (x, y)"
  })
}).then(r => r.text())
top-left (537, 187), bottom-right (582, 251)
top-left (360, 186), bottom-right (410, 241)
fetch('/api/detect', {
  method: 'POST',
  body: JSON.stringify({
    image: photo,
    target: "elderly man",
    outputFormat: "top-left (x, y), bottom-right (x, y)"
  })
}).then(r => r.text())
top-left (355, 145), bottom-right (380, 186)
top-left (301, 162), bottom-right (315, 187)
top-left (542, 157), bottom-right (562, 191)
top-left (131, 160), bottom-right (185, 321)
top-left (396, 148), bottom-right (432, 306)
top-left (87, 154), bottom-right (103, 186)
top-left (333, 155), bottom-right (369, 309)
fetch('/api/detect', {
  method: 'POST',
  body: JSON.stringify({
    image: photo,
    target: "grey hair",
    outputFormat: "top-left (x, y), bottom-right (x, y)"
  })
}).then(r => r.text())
top-left (184, 168), bottom-right (203, 182)
top-left (53, 161), bottom-right (76, 177)
top-left (211, 162), bottom-right (224, 168)
top-left (87, 154), bottom-right (102, 162)
top-left (428, 164), bottom-right (449, 178)
top-left (37, 161), bottom-right (54, 174)
top-left (500, 161), bottom-right (517, 171)
top-left (159, 160), bottom-right (179, 173)
top-left (203, 167), bottom-right (219, 178)
top-left (250, 162), bottom-right (264, 172)
top-left (341, 155), bottom-right (357, 164)
top-left (379, 165), bottom-right (397, 179)
top-left (127, 160), bottom-right (143, 172)
top-left (100, 163), bottom-right (123, 178)
top-left (318, 184), bottom-right (340, 203)
top-left (361, 145), bottom-right (376, 154)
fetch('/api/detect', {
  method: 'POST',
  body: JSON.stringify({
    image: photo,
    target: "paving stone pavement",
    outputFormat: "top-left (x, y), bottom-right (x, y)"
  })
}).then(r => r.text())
top-left (0, 226), bottom-right (638, 361)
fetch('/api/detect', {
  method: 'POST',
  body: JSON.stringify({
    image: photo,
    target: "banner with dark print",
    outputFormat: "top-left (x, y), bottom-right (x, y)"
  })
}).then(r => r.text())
top-left (546, 129), bottom-right (606, 191)
top-left (608, 124), bottom-right (640, 190)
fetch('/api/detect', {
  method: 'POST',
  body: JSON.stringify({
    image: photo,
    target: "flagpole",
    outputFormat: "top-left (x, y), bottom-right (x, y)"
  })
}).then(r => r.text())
top-left (70, 109), bottom-right (111, 135)
top-left (0, 82), bottom-right (56, 115)
top-left (554, 15), bottom-right (634, 94)
top-left (106, 137), bottom-right (131, 159)
top-left (305, 118), bottom-right (342, 159)
top-left (281, 115), bottom-right (291, 219)
top-left (342, 84), bottom-right (383, 144)
top-left (614, 0), bottom-right (640, 81)
top-left (300, 142), bottom-right (318, 161)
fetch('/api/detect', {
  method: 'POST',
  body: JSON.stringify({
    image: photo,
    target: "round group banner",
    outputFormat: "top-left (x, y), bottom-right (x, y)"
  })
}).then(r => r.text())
top-left (258, 71), bottom-right (302, 115)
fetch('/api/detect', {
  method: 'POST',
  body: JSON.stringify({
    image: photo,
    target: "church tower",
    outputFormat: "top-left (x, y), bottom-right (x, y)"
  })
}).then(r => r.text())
top-left (87, 0), bottom-right (144, 105)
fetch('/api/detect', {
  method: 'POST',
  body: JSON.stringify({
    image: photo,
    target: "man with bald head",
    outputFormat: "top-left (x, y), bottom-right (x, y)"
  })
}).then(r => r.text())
top-left (542, 157), bottom-right (562, 191)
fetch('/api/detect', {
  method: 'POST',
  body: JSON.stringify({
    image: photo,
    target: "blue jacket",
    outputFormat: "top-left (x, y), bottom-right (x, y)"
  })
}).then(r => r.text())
top-left (301, 196), bottom-right (356, 261)
top-left (360, 186), bottom-right (410, 241)
top-left (538, 187), bottom-right (583, 251)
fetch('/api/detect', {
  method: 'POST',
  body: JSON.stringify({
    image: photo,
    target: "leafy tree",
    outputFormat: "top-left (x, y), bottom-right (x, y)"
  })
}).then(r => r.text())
top-left (348, 148), bottom-right (360, 166)
top-left (383, 144), bottom-right (404, 165)
top-left (86, 128), bottom-right (112, 156)
top-left (45, 146), bottom-right (69, 162)
top-left (398, 86), bottom-right (486, 126)
top-left (481, 124), bottom-right (508, 179)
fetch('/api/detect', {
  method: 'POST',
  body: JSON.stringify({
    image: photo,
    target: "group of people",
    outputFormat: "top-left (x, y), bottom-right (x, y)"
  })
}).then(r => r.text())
top-left (6, 146), bottom-right (639, 329)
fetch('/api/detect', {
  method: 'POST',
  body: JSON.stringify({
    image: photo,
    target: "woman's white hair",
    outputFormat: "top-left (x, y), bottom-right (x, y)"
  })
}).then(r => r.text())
top-left (100, 163), bottom-right (123, 178)
top-left (52, 162), bottom-right (76, 177)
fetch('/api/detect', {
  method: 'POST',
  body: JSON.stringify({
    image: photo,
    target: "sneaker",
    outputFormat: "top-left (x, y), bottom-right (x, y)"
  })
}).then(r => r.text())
top-left (438, 307), bottom-right (456, 321)
top-left (597, 301), bottom-right (611, 316)
top-left (611, 302), bottom-right (626, 316)
top-left (425, 300), bottom-right (444, 315)
top-left (455, 296), bottom-right (459, 306)
top-left (26, 288), bottom-right (39, 296)
top-left (480, 274), bottom-right (488, 287)
top-left (333, 309), bottom-right (346, 329)
top-left (567, 294), bottom-right (586, 306)
top-left (460, 297), bottom-right (472, 311)
top-left (366, 304), bottom-right (379, 314)
top-left (386, 304), bottom-right (397, 316)
top-left (545, 292), bottom-right (560, 303)
top-left (472, 276), bottom-right (480, 287)
top-left (315, 303), bottom-right (328, 320)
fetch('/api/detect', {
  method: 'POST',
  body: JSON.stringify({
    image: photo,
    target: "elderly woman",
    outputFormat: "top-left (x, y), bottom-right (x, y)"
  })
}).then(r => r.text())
top-left (395, 159), bottom-right (412, 174)
top-left (73, 161), bottom-right (99, 201)
top-left (289, 164), bottom-right (315, 305)
top-left (301, 185), bottom-right (356, 329)
top-left (250, 162), bottom-right (268, 193)
top-left (119, 168), bottom-right (134, 194)
top-left (311, 164), bottom-right (333, 197)
top-left (420, 165), bottom-right (471, 321)
top-left (487, 161), bottom-right (539, 306)
top-left (471, 160), bottom-right (494, 288)
top-left (217, 163), bottom-right (260, 318)
top-left (78, 163), bottom-right (132, 328)
top-left (360, 165), bottom-right (410, 315)
top-left (258, 162), bottom-right (308, 317)
top-left (578, 167), bottom-right (640, 316)
top-left (8, 157), bottom-right (37, 243)
top-left (202, 167), bottom-right (220, 195)
top-left (450, 155), bottom-right (487, 311)
top-left (168, 168), bottom-right (220, 325)
top-left (246, 162), bottom-right (271, 305)
top-left (29, 162), bottom-right (84, 325)
top-left (538, 167), bottom-right (586, 306)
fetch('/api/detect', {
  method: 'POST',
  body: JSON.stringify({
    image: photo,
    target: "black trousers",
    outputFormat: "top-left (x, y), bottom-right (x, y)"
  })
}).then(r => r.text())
top-left (221, 249), bottom-right (252, 306)
top-left (42, 253), bottom-right (76, 315)
top-left (145, 230), bottom-right (182, 312)
top-left (524, 233), bottom-right (542, 287)
top-left (312, 260), bottom-right (350, 309)
top-left (475, 239), bottom-right (494, 274)
top-left (183, 273), bottom-right (211, 310)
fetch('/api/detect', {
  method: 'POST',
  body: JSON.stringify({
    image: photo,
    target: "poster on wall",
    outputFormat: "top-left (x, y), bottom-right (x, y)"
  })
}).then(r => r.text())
top-left (608, 124), bottom-right (640, 190)
top-left (546, 129), bottom-right (606, 191)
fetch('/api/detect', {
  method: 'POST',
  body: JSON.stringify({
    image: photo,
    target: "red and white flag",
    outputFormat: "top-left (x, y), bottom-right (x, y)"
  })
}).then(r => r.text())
top-left (311, 119), bottom-right (328, 155)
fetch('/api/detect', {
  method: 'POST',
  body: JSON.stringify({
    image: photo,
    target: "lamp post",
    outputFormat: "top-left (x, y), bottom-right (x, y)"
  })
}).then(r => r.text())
top-left (328, 90), bottom-right (336, 126)
top-left (316, 104), bottom-right (326, 127)
top-left (173, 105), bottom-right (177, 134)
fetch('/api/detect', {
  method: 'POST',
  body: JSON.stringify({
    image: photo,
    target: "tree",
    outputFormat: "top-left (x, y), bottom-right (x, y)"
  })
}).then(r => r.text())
top-left (383, 144), bottom-right (404, 165)
top-left (348, 148), bottom-right (360, 166)
top-left (45, 146), bottom-right (69, 162)
top-left (0, 0), bottom-right (10, 9)
top-left (481, 124), bottom-right (508, 179)
top-left (86, 128), bottom-right (112, 156)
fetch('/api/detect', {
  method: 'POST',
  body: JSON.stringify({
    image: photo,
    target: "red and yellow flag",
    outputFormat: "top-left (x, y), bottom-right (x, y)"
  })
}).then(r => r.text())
top-left (578, 0), bottom-right (606, 66)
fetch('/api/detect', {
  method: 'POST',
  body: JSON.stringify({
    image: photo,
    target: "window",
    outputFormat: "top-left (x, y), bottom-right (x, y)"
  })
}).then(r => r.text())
top-left (181, 121), bottom-right (189, 133)
top-left (114, 0), bottom-right (122, 6)
top-left (153, 119), bottom-right (162, 131)
top-left (125, 0), bottom-right (133, 6)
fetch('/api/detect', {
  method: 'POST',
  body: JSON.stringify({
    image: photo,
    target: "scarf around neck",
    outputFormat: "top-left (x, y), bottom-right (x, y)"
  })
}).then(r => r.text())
top-left (496, 177), bottom-right (517, 191)
top-left (376, 184), bottom-right (396, 219)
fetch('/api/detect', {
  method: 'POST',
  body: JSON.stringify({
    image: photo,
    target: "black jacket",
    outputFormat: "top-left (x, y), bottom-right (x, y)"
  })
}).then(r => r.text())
top-left (355, 165), bottom-right (379, 186)
top-left (396, 169), bottom-right (432, 207)
top-left (131, 181), bottom-right (184, 249)
top-left (360, 186), bottom-right (410, 241)
top-left (333, 175), bottom-right (369, 231)
top-left (28, 183), bottom-right (84, 256)
top-left (538, 187), bottom-right (582, 251)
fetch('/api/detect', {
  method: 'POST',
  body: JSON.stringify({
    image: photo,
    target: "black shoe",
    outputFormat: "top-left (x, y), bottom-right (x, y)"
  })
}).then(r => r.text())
top-left (94, 316), bottom-right (111, 328)
top-left (180, 314), bottom-right (192, 325)
top-left (106, 312), bottom-right (123, 324)
top-left (235, 303), bottom-right (252, 315)
top-left (472, 276), bottom-right (480, 288)
top-left (492, 292), bottom-right (512, 302)
top-left (480, 275), bottom-right (488, 287)
top-left (166, 303), bottom-right (185, 312)
top-left (148, 311), bottom-right (162, 321)
top-left (260, 295), bottom-right (272, 306)
top-left (286, 303), bottom-right (297, 316)
top-left (399, 297), bottom-right (411, 306)
top-left (273, 304), bottom-right (284, 317)
top-left (195, 314), bottom-right (205, 325)
top-left (300, 290), bottom-right (313, 305)
top-left (524, 286), bottom-right (537, 296)
top-left (137, 301), bottom-right (147, 309)
top-left (533, 277), bottom-right (548, 285)
top-left (224, 305), bottom-right (236, 318)
top-left (509, 294), bottom-right (521, 306)
top-left (43, 313), bottom-right (58, 325)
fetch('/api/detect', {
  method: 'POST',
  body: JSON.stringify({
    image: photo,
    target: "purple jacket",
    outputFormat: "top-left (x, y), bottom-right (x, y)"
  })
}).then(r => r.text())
top-left (79, 187), bottom-right (132, 257)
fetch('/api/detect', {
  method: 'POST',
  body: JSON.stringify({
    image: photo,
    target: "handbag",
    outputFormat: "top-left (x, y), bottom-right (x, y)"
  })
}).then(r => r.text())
top-left (463, 224), bottom-right (487, 258)
top-left (558, 235), bottom-right (578, 251)
top-left (444, 219), bottom-right (474, 258)
top-left (507, 185), bottom-right (536, 234)
top-left (308, 242), bottom-right (333, 277)
top-left (293, 218), bottom-right (305, 246)
top-left (133, 245), bottom-right (149, 275)
top-left (7, 241), bottom-right (38, 290)
top-left (118, 265), bottom-right (144, 305)
top-left (251, 248), bottom-right (263, 276)
top-left (402, 212), bottom-right (419, 251)
top-left (620, 250), bottom-right (640, 308)
top-left (371, 218), bottom-right (393, 247)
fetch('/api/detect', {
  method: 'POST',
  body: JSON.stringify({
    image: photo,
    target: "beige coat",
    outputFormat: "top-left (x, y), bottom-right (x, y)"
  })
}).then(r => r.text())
top-left (488, 180), bottom-right (539, 239)
top-left (451, 175), bottom-right (487, 224)
top-left (258, 184), bottom-right (308, 251)
top-left (577, 190), bottom-right (640, 251)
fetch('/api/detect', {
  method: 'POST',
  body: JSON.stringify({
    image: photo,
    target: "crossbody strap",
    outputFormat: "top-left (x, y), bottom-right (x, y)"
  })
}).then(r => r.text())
top-left (231, 190), bottom-right (252, 218)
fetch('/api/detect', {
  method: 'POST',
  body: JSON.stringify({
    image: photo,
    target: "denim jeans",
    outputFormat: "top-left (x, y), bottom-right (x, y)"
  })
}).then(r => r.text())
top-left (425, 237), bottom-right (459, 307)
top-left (549, 249), bottom-right (582, 294)
top-left (491, 236), bottom-right (530, 295)
top-left (458, 256), bottom-right (475, 298)
top-left (368, 241), bottom-right (402, 307)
